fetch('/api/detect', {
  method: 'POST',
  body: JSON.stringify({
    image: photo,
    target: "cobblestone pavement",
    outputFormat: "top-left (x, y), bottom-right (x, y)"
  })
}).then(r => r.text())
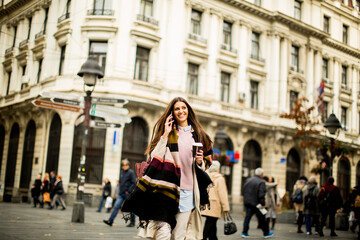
top-left (0, 203), bottom-right (357, 239)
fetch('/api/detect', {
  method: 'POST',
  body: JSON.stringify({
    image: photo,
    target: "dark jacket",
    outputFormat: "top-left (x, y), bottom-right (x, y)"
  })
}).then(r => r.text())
top-left (120, 169), bottom-right (136, 194)
top-left (31, 179), bottom-right (42, 197)
top-left (242, 175), bottom-right (266, 207)
top-left (303, 182), bottom-right (320, 215)
top-left (42, 179), bottom-right (50, 194)
top-left (103, 182), bottom-right (112, 197)
top-left (50, 175), bottom-right (56, 197)
top-left (318, 182), bottom-right (343, 212)
top-left (53, 180), bottom-right (64, 195)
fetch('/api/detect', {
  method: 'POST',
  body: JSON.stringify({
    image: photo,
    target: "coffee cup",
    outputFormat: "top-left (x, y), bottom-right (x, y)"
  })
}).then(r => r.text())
top-left (192, 142), bottom-right (203, 158)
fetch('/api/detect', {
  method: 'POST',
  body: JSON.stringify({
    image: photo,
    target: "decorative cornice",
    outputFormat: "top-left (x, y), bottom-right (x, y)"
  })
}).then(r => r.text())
top-left (323, 38), bottom-right (360, 59)
top-left (0, 0), bottom-right (28, 18)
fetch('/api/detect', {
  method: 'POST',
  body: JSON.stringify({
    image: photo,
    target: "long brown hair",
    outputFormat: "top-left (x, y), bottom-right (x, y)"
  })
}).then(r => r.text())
top-left (145, 97), bottom-right (212, 155)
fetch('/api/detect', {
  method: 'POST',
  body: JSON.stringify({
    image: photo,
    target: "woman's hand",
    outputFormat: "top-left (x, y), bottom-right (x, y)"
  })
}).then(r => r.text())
top-left (195, 150), bottom-right (204, 165)
top-left (162, 113), bottom-right (174, 139)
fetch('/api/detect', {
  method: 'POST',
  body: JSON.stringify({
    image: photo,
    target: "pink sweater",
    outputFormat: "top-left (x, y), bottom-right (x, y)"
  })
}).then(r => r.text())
top-left (178, 126), bottom-right (195, 190)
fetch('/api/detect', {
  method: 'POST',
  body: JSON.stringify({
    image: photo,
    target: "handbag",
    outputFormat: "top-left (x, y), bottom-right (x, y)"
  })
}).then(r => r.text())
top-left (43, 192), bottom-right (50, 202)
top-left (224, 212), bottom-right (237, 235)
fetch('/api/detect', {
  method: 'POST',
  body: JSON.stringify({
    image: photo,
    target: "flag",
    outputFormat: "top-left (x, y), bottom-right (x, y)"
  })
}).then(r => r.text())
top-left (316, 80), bottom-right (325, 116)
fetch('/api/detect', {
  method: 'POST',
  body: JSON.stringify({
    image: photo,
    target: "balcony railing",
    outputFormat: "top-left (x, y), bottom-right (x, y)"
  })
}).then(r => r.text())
top-left (250, 54), bottom-right (265, 62)
top-left (220, 44), bottom-right (237, 54)
top-left (35, 30), bottom-right (46, 39)
top-left (290, 65), bottom-right (304, 74)
top-left (188, 33), bottom-right (207, 44)
top-left (136, 14), bottom-right (159, 26)
top-left (5, 46), bottom-right (14, 54)
top-left (322, 78), bottom-right (333, 86)
top-left (19, 39), bottom-right (29, 47)
top-left (58, 12), bottom-right (71, 23)
top-left (87, 9), bottom-right (114, 16)
top-left (341, 83), bottom-right (350, 91)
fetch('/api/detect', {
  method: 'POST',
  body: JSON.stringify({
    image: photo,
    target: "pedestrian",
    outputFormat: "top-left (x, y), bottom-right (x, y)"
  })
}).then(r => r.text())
top-left (113, 179), bottom-right (120, 206)
top-left (292, 176), bottom-right (307, 233)
top-left (121, 96), bottom-right (213, 240)
top-left (303, 175), bottom-right (320, 235)
top-left (97, 178), bottom-right (112, 213)
top-left (49, 171), bottom-right (56, 198)
top-left (264, 176), bottom-right (280, 231)
top-left (318, 176), bottom-right (343, 237)
top-left (348, 179), bottom-right (360, 239)
top-left (241, 168), bottom-right (273, 238)
top-left (49, 175), bottom-right (66, 210)
top-left (201, 160), bottom-right (230, 240)
top-left (31, 174), bottom-right (42, 208)
top-left (103, 159), bottom-right (137, 227)
top-left (41, 173), bottom-right (51, 208)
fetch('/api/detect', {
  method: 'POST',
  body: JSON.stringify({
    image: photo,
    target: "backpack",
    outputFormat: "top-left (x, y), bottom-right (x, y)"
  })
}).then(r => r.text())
top-left (291, 188), bottom-right (304, 204)
top-left (304, 188), bottom-right (317, 210)
top-left (318, 188), bottom-right (331, 209)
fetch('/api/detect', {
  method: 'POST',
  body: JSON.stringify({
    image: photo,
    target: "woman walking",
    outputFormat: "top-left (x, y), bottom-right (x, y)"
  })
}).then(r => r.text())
top-left (122, 97), bottom-right (213, 240)
top-left (31, 174), bottom-right (42, 208)
top-left (41, 173), bottom-right (51, 208)
top-left (265, 176), bottom-right (281, 230)
top-left (201, 161), bottom-right (230, 240)
top-left (49, 175), bottom-right (66, 210)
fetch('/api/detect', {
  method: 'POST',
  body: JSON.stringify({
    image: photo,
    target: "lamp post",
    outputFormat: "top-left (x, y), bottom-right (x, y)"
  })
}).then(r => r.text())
top-left (71, 56), bottom-right (103, 223)
top-left (324, 113), bottom-right (342, 177)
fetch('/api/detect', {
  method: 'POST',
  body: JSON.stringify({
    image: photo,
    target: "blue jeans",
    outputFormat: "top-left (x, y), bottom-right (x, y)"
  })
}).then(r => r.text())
top-left (305, 214), bottom-right (319, 233)
top-left (98, 195), bottom-right (106, 211)
top-left (108, 193), bottom-right (135, 223)
top-left (242, 205), bottom-right (269, 236)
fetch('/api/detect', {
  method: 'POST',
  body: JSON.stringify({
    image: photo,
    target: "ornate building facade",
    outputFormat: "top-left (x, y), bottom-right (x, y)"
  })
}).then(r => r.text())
top-left (0, 0), bottom-right (360, 206)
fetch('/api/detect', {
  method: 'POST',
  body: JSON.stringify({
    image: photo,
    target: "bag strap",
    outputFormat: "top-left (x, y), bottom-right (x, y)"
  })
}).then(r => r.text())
top-left (223, 211), bottom-right (233, 222)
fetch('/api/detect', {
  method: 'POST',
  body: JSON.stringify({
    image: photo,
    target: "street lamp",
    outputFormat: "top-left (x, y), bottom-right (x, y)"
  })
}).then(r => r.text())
top-left (71, 56), bottom-right (103, 223)
top-left (324, 113), bottom-right (342, 177)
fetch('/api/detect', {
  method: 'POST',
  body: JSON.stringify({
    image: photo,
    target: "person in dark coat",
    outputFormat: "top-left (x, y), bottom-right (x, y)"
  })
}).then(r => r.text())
top-left (49, 175), bottom-right (66, 210)
top-left (318, 176), bottom-right (343, 237)
top-left (49, 171), bottom-right (56, 198)
top-left (97, 178), bottom-right (112, 212)
top-left (104, 159), bottom-right (137, 227)
top-left (348, 180), bottom-right (360, 239)
top-left (303, 175), bottom-right (320, 235)
top-left (31, 174), bottom-right (42, 208)
top-left (241, 168), bottom-right (273, 238)
top-left (41, 172), bottom-right (51, 208)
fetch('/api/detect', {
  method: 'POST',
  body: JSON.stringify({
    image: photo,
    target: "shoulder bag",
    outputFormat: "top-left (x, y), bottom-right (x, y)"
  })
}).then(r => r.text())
top-left (224, 211), bottom-right (237, 235)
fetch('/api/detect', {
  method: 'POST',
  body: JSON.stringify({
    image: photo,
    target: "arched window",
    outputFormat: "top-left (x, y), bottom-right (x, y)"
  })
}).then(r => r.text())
top-left (4, 123), bottom-right (20, 202)
top-left (46, 114), bottom-right (62, 174)
top-left (286, 148), bottom-right (300, 194)
top-left (337, 159), bottom-right (350, 202)
top-left (20, 120), bottom-right (36, 189)
top-left (70, 116), bottom-right (106, 184)
top-left (0, 125), bottom-right (5, 177)
top-left (121, 117), bottom-right (149, 171)
top-left (242, 140), bottom-right (262, 191)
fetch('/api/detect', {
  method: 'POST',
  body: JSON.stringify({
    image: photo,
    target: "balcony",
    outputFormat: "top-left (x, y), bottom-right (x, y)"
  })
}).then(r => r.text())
top-left (136, 14), bottom-right (158, 26)
top-left (290, 65), bottom-right (304, 74)
top-left (35, 30), bottom-right (45, 39)
top-left (250, 54), bottom-right (265, 63)
top-left (32, 31), bottom-right (46, 59)
top-left (5, 46), bottom-right (14, 55)
top-left (188, 33), bottom-right (207, 44)
top-left (87, 9), bottom-right (114, 16)
top-left (19, 39), bottom-right (29, 48)
top-left (3, 47), bottom-right (14, 71)
top-left (58, 12), bottom-right (70, 23)
top-left (17, 39), bottom-right (30, 65)
top-left (220, 44), bottom-right (237, 54)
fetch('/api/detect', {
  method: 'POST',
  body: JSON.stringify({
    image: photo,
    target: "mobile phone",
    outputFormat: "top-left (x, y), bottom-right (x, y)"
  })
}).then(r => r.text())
top-left (171, 111), bottom-right (177, 128)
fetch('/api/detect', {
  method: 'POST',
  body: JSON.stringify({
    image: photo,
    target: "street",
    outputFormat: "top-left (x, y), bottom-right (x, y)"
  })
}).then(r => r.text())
top-left (0, 203), bottom-right (357, 240)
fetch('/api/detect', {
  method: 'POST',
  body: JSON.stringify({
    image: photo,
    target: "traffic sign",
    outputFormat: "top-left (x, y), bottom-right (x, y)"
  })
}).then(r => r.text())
top-left (90, 120), bottom-right (122, 128)
top-left (32, 99), bottom-right (83, 112)
top-left (51, 97), bottom-right (82, 107)
top-left (40, 91), bottom-right (82, 101)
top-left (92, 97), bottom-right (128, 105)
top-left (89, 109), bottom-right (131, 123)
top-left (91, 104), bottom-right (129, 115)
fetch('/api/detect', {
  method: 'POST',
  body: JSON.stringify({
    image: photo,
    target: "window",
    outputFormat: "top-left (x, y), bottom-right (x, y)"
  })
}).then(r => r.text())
top-left (43, 8), bottom-right (49, 34)
top-left (250, 80), bottom-right (259, 109)
top-left (12, 26), bottom-right (17, 47)
top-left (223, 21), bottom-right (232, 47)
top-left (90, 0), bottom-right (113, 15)
top-left (37, 59), bottom-right (43, 83)
top-left (322, 58), bottom-right (328, 80)
top-left (191, 9), bottom-right (202, 35)
top-left (140, 0), bottom-right (153, 17)
top-left (343, 25), bottom-right (348, 44)
top-left (220, 72), bottom-right (230, 103)
top-left (294, 0), bottom-right (301, 20)
top-left (66, 0), bottom-right (71, 15)
top-left (59, 45), bottom-right (66, 75)
top-left (187, 63), bottom-right (199, 95)
top-left (321, 101), bottom-right (328, 123)
top-left (27, 17), bottom-right (32, 40)
top-left (21, 65), bottom-right (27, 90)
top-left (289, 91), bottom-right (298, 111)
top-left (254, 0), bottom-right (261, 6)
top-left (251, 32), bottom-right (260, 60)
top-left (89, 41), bottom-right (107, 73)
top-left (291, 45), bottom-right (299, 72)
top-left (323, 16), bottom-right (330, 33)
top-left (6, 71), bottom-right (11, 95)
top-left (341, 107), bottom-right (348, 131)
top-left (341, 65), bottom-right (347, 88)
top-left (134, 46), bottom-right (150, 81)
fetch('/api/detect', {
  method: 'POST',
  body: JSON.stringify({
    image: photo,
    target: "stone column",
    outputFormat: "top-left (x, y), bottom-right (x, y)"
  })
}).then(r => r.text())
top-left (332, 57), bottom-right (340, 115)
top-left (351, 65), bottom-right (358, 132)
top-left (237, 20), bottom-right (250, 102)
top-left (306, 45), bottom-right (314, 105)
top-left (278, 35), bottom-right (288, 112)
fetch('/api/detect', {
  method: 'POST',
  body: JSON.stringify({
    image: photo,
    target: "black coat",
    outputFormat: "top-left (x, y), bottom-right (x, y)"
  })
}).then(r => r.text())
top-left (53, 180), bottom-right (64, 195)
top-left (242, 175), bottom-right (266, 207)
top-left (31, 179), bottom-right (42, 197)
top-left (103, 182), bottom-right (112, 197)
